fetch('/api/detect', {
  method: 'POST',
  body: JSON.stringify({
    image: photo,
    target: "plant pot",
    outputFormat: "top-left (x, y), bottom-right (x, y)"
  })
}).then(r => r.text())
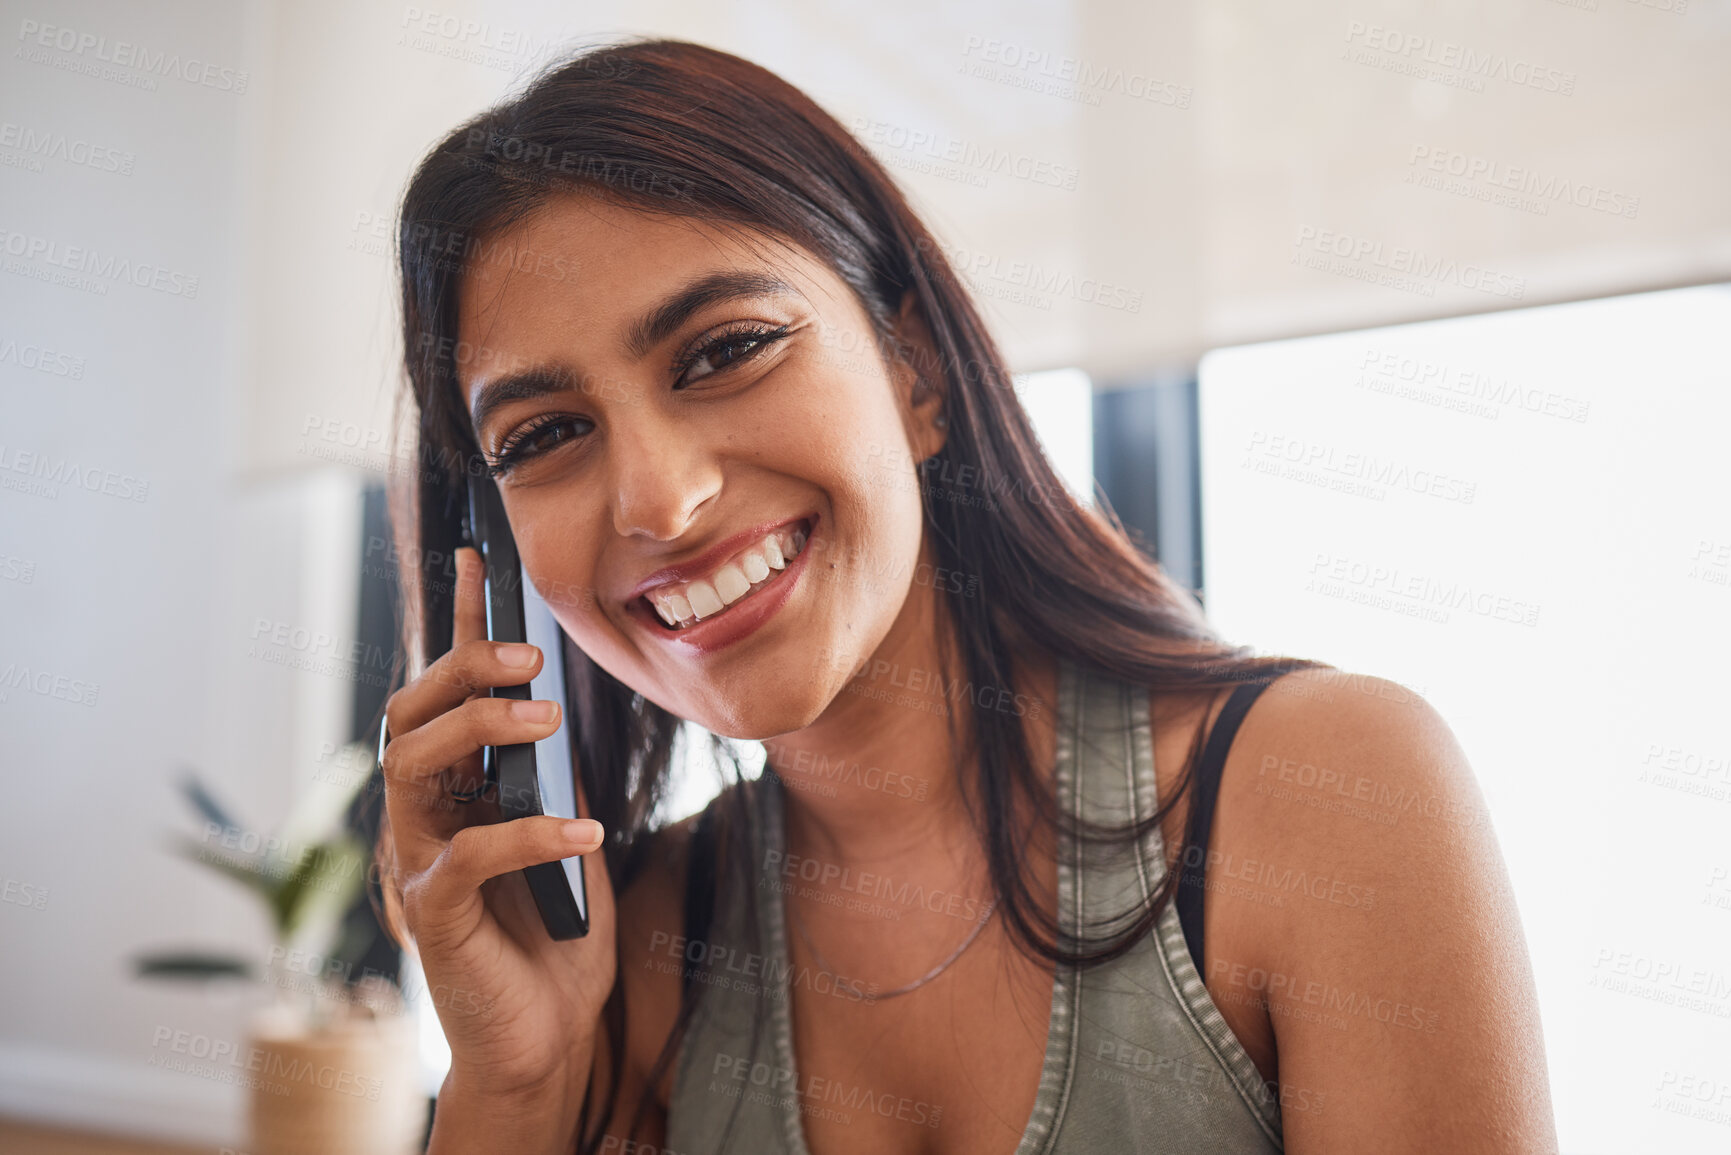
top-left (246, 1005), bottom-right (424, 1155)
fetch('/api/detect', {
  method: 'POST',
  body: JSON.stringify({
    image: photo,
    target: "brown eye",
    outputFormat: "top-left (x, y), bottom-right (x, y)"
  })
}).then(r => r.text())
top-left (675, 324), bottom-right (791, 388)
top-left (489, 415), bottom-right (593, 474)
top-left (520, 420), bottom-right (584, 454)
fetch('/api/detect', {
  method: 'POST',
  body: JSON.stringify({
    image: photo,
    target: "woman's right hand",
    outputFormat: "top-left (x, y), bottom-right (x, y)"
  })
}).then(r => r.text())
top-left (379, 546), bottom-right (617, 1125)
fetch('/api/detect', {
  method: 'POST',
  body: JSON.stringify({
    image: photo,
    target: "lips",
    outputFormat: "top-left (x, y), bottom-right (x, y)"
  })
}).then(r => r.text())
top-left (630, 514), bottom-right (815, 633)
top-left (643, 524), bottom-right (809, 629)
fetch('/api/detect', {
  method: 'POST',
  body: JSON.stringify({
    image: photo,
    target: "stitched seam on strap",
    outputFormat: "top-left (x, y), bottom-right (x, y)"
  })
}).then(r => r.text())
top-left (762, 776), bottom-right (806, 1155)
top-left (1134, 681), bottom-right (1286, 1148)
top-left (1021, 656), bottom-right (1083, 1155)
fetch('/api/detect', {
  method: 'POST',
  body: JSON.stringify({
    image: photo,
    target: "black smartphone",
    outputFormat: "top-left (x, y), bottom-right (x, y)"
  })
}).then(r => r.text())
top-left (465, 471), bottom-right (590, 940)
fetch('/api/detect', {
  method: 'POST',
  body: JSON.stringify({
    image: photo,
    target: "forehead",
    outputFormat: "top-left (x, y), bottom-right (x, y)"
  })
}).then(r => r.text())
top-left (453, 194), bottom-right (839, 390)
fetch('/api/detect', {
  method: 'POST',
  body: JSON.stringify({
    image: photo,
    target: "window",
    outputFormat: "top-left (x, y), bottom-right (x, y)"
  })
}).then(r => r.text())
top-left (1198, 284), bottom-right (1731, 1154)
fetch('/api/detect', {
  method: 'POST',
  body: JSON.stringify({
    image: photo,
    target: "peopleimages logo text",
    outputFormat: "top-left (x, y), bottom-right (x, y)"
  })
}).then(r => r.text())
top-left (0, 121), bottom-right (134, 174)
top-left (1293, 226), bottom-right (1525, 299)
top-left (0, 228), bottom-right (200, 298)
top-left (16, 19), bottom-right (250, 92)
top-left (1342, 21), bottom-right (1575, 95)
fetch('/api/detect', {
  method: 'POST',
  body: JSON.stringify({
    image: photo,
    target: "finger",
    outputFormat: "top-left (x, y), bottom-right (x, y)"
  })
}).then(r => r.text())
top-left (454, 545), bottom-right (487, 649)
top-left (411, 816), bottom-right (604, 933)
top-left (381, 697), bottom-right (562, 871)
top-left (383, 697), bottom-right (562, 792)
top-left (380, 768), bottom-right (473, 854)
top-left (384, 637), bottom-right (543, 739)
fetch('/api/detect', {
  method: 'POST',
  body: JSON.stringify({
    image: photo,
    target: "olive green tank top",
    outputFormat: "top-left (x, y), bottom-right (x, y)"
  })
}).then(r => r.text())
top-left (664, 657), bottom-right (1286, 1153)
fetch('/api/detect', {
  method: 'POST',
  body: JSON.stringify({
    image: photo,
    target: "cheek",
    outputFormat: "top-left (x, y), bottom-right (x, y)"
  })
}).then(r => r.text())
top-left (514, 514), bottom-right (606, 623)
top-left (766, 377), bottom-right (927, 607)
top-left (756, 352), bottom-right (920, 503)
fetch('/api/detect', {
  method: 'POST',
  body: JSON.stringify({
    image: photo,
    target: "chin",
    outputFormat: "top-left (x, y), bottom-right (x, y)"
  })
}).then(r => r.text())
top-left (688, 684), bottom-right (837, 742)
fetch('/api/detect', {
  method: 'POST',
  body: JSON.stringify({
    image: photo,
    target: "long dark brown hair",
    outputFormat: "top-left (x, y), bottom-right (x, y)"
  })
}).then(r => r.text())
top-left (379, 35), bottom-right (1324, 1153)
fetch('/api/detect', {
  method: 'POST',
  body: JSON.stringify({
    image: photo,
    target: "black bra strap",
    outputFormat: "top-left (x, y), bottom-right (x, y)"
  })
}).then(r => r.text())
top-left (1176, 678), bottom-right (1278, 977)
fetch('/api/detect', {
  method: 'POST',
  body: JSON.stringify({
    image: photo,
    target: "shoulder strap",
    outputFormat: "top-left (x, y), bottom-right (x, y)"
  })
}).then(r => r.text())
top-left (680, 800), bottom-right (720, 1002)
top-left (1176, 678), bottom-right (1278, 977)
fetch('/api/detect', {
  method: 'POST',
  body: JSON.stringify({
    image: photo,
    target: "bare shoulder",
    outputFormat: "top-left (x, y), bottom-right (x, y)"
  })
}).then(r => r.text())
top-left (1244, 667), bottom-right (1486, 836)
top-left (1203, 668), bottom-right (1556, 1153)
top-left (1149, 667), bottom-right (1478, 853)
top-left (1221, 666), bottom-right (1505, 955)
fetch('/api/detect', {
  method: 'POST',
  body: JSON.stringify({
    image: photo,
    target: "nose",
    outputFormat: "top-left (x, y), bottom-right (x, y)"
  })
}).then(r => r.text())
top-left (607, 409), bottom-right (723, 542)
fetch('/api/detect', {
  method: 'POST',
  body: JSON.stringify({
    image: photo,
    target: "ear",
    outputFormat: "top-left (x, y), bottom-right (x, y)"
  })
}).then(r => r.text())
top-left (890, 290), bottom-right (948, 464)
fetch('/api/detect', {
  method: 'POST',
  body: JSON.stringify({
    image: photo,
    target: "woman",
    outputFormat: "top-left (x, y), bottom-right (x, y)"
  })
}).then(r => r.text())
top-left (375, 37), bottom-right (1556, 1155)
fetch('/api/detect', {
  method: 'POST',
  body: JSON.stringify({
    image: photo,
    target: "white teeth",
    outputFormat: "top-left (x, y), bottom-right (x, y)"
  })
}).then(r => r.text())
top-left (652, 590), bottom-right (694, 625)
top-left (713, 563), bottom-right (751, 605)
top-left (642, 522), bottom-right (809, 630)
top-left (687, 580), bottom-right (723, 619)
top-left (741, 551), bottom-right (770, 584)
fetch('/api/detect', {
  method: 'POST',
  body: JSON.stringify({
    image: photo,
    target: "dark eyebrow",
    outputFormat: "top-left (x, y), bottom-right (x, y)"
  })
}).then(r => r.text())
top-left (469, 366), bottom-right (577, 438)
top-left (622, 269), bottom-right (800, 361)
top-left (467, 269), bottom-right (801, 434)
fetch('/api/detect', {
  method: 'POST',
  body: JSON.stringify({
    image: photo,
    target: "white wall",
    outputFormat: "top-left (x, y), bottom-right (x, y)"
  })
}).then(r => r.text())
top-left (0, 0), bottom-right (364, 1143)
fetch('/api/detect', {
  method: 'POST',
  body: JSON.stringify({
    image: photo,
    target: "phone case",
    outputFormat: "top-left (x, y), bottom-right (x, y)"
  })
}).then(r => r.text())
top-left (466, 473), bottom-right (591, 940)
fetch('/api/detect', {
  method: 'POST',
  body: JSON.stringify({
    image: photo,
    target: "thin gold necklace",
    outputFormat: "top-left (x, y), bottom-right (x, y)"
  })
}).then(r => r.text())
top-left (788, 893), bottom-right (996, 1000)
top-left (770, 766), bottom-right (998, 999)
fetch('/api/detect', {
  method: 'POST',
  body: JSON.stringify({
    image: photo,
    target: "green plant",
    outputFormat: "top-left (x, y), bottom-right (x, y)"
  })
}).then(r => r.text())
top-left (134, 753), bottom-right (380, 1022)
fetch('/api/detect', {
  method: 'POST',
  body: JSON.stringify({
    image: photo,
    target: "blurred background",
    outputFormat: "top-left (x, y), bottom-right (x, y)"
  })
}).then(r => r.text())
top-left (2, 1), bottom-right (1727, 1153)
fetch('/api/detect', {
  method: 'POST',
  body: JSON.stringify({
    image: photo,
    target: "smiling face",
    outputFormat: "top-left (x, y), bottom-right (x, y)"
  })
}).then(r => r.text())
top-left (455, 192), bottom-right (947, 738)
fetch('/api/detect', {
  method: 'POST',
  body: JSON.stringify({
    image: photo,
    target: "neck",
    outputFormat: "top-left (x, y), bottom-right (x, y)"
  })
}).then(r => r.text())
top-left (763, 560), bottom-right (1059, 876)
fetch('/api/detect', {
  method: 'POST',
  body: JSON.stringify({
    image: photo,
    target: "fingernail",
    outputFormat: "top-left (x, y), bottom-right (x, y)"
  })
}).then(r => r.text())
top-left (498, 643), bottom-right (539, 668)
top-left (511, 699), bottom-right (557, 722)
top-left (563, 819), bottom-right (603, 845)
